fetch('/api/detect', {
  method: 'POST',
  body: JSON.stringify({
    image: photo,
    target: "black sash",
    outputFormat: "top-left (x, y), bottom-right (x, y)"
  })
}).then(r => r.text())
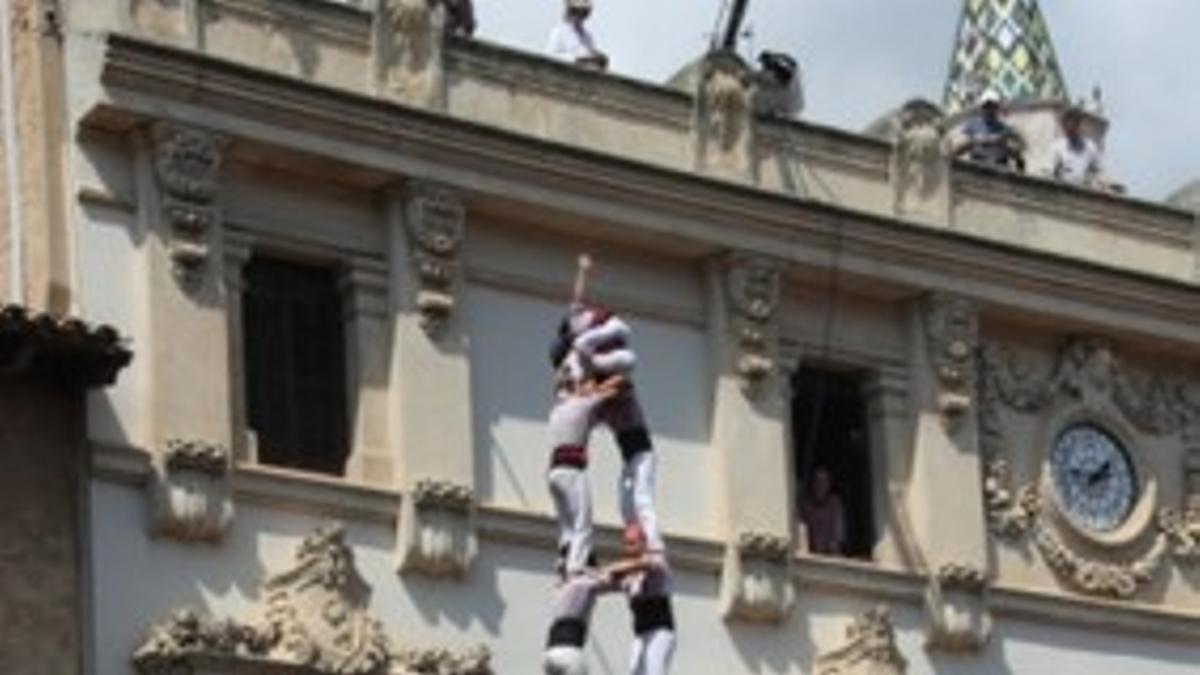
top-left (547, 618), bottom-right (587, 647)
top-left (630, 596), bottom-right (675, 635)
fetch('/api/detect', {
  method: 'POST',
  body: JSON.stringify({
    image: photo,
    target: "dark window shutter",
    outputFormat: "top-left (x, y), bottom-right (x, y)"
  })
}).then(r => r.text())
top-left (242, 257), bottom-right (349, 475)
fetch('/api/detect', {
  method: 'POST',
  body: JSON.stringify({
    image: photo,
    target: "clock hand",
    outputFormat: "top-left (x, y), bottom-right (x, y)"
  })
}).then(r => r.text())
top-left (1088, 461), bottom-right (1112, 487)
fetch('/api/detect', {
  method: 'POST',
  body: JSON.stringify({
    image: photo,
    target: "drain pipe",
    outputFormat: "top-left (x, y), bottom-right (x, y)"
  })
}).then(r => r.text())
top-left (1, 0), bottom-right (25, 304)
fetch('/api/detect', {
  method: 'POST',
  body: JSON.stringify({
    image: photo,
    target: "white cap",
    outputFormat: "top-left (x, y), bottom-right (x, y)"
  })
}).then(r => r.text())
top-left (979, 89), bottom-right (1002, 106)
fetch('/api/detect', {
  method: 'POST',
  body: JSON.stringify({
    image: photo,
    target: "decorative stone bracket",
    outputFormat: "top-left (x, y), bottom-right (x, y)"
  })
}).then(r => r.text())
top-left (397, 479), bottom-right (476, 580)
top-left (890, 99), bottom-right (951, 225)
top-left (405, 181), bottom-right (466, 337)
top-left (150, 122), bottom-right (227, 290)
top-left (373, 0), bottom-right (447, 109)
top-left (921, 292), bottom-right (978, 433)
top-left (148, 439), bottom-right (233, 543)
top-left (134, 525), bottom-right (493, 675)
top-left (724, 253), bottom-right (782, 395)
top-left (694, 50), bottom-right (754, 179)
top-left (923, 563), bottom-right (991, 652)
top-left (719, 531), bottom-right (795, 623)
top-left (814, 606), bottom-right (908, 675)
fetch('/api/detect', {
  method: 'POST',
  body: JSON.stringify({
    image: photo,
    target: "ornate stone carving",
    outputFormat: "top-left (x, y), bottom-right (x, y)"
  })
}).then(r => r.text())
top-left (923, 563), bottom-right (991, 652)
top-left (976, 337), bottom-right (1200, 599)
top-left (982, 459), bottom-right (1041, 537)
top-left (406, 181), bottom-right (466, 335)
top-left (719, 530), bottom-right (795, 623)
top-left (149, 439), bottom-right (233, 543)
top-left (1033, 522), bottom-right (1166, 599)
top-left (695, 51), bottom-right (753, 176)
top-left (891, 100), bottom-right (950, 224)
top-left (133, 525), bottom-right (493, 675)
top-left (1158, 507), bottom-right (1200, 562)
top-left (150, 122), bottom-right (226, 288)
top-left (374, 0), bottom-right (445, 108)
top-left (724, 254), bottom-right (782, 392)
top-left (921, 293), bottom-right (978, 429)
top-left (814, 606), bottom-right (908, 675)
top-left (398, 479), bottom-right (476, 579)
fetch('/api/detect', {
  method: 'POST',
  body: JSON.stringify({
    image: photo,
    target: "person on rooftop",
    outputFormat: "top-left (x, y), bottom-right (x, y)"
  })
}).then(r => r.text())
top-left (754, 51), bottom-right (803, 120)
top-left (547, 0), bottom-right (609, 71)
top-left (443, 0), bottom-right (476, 37)
top-left (954, 90), bottom-right (1026, 172)
top-left (1050, 106), bottom-right (1106, 189)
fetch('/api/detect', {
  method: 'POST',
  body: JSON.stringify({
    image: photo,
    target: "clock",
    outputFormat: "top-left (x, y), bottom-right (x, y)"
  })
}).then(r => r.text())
top-left (1050, 424), bottom-right (1138, 533)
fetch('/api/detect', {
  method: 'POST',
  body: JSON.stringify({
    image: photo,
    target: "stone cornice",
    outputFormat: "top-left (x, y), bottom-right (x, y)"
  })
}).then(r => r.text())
top-left (90, 36), bottom-right (1200, 344)
top-left (89, 451), bottom-right (1200, 641)
top-left (956, 162), bottom-right (1195, 248)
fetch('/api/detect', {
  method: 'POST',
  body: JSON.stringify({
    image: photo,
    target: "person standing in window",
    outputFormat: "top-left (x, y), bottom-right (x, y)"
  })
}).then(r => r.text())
top-left (799, 466), bottom-right (846, 556)
top-left (546, 0), bottom-right (608, 71)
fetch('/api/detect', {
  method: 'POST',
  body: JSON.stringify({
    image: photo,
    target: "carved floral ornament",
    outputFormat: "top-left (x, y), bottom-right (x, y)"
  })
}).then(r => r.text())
top-left (978, 337), bottom-right (1200, 599)
top-left (724, 253), bottom-right (783, 388)
top-left (406, 181), bottom-right (466, 335)
top-left (814, 606), bottom-right (907, 675)
top-left (150, 439), bottom-right (233, 543)
top-left (150, 121), bottom-right (227, 288)
top-left (134, 525), bottom-right (492, 675)
top-left (736, 530), bottom-right (793, 564)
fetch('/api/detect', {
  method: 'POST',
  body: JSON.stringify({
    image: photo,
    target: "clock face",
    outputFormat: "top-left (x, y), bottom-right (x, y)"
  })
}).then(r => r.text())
top-left (1050, 425), bottom-right (1137, 533)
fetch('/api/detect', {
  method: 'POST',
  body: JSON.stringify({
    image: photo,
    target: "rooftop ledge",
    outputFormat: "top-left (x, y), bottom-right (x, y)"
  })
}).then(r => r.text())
top-left (82, 2), bottom-right (1200, 286)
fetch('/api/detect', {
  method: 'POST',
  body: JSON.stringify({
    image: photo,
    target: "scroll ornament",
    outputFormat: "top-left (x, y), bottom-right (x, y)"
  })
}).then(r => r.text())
top-left (406, 182), bottom-right (466, 335)
top-left (725, 254), bottom-right (782, 392)
top-left (151, 122), bottom-right (226, 288)
top-left (814, 606), bottom-right (908, 675)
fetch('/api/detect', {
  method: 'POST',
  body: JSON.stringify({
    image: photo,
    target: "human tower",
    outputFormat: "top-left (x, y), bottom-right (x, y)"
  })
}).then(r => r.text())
top-left (541, 255), bottom-right (677, 675)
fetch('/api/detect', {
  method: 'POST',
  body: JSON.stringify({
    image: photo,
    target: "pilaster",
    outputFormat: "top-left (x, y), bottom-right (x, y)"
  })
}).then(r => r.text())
top-left (863, 368), bottom-right (913, 568)
top-left (137, 120), bottom-right (234, 543)
top-left (341, 255), bottom-right (394, 486)
top-left (906, 292), bottom-right (991, 651)
top-left (710, 252), bottom-right (795, 622)
top-left (388, 181), bottom-right (475, 579)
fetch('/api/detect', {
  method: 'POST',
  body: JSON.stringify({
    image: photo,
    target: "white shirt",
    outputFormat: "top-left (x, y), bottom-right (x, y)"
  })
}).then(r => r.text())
top-left (1051, 136), bottom-right (1104, 185)
top-left (547, 20), bottom-right (601, 62)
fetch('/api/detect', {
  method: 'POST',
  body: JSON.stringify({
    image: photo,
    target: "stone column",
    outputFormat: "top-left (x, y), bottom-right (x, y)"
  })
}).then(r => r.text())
top-left (711, 253), bottom-right (795, 623)
top-left (905, 292), bottom-right (991, 651)
top-left (137, 121), bottom-right (235, 543)
top-left (341, 255), bottom-right (394, 486)
top-left (389, 181), bottom-right (476, 579)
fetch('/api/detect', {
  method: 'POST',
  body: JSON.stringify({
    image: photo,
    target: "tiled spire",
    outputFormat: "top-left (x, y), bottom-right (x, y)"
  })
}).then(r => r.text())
top-left (943, 0), bottom-right (1069, 114)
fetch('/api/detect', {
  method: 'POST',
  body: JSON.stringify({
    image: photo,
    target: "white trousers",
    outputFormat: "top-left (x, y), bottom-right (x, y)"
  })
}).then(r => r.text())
top-left (629, 629), bottom-right (675, 675)
top-left (548, 466), bottom-right (593, 574)
top-left (544, 646), bottom-right (588, 675)
top-left (619, 451), bottom-right (664, 553)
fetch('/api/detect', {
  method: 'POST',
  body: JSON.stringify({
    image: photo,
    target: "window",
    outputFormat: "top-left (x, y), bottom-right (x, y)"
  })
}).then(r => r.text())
top-left (792, 365), bottom-right (875, 559)
top-left (242, 256), bottom-right (349, 475)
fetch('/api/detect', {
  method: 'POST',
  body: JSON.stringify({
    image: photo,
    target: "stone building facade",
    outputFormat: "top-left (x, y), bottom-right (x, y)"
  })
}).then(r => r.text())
top-left (2, 1), bottom-right (1200, 674)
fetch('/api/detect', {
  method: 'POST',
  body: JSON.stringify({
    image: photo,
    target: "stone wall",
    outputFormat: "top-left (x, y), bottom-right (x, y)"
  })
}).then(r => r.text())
top-left (0, 377), bottom-right (85, 675)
